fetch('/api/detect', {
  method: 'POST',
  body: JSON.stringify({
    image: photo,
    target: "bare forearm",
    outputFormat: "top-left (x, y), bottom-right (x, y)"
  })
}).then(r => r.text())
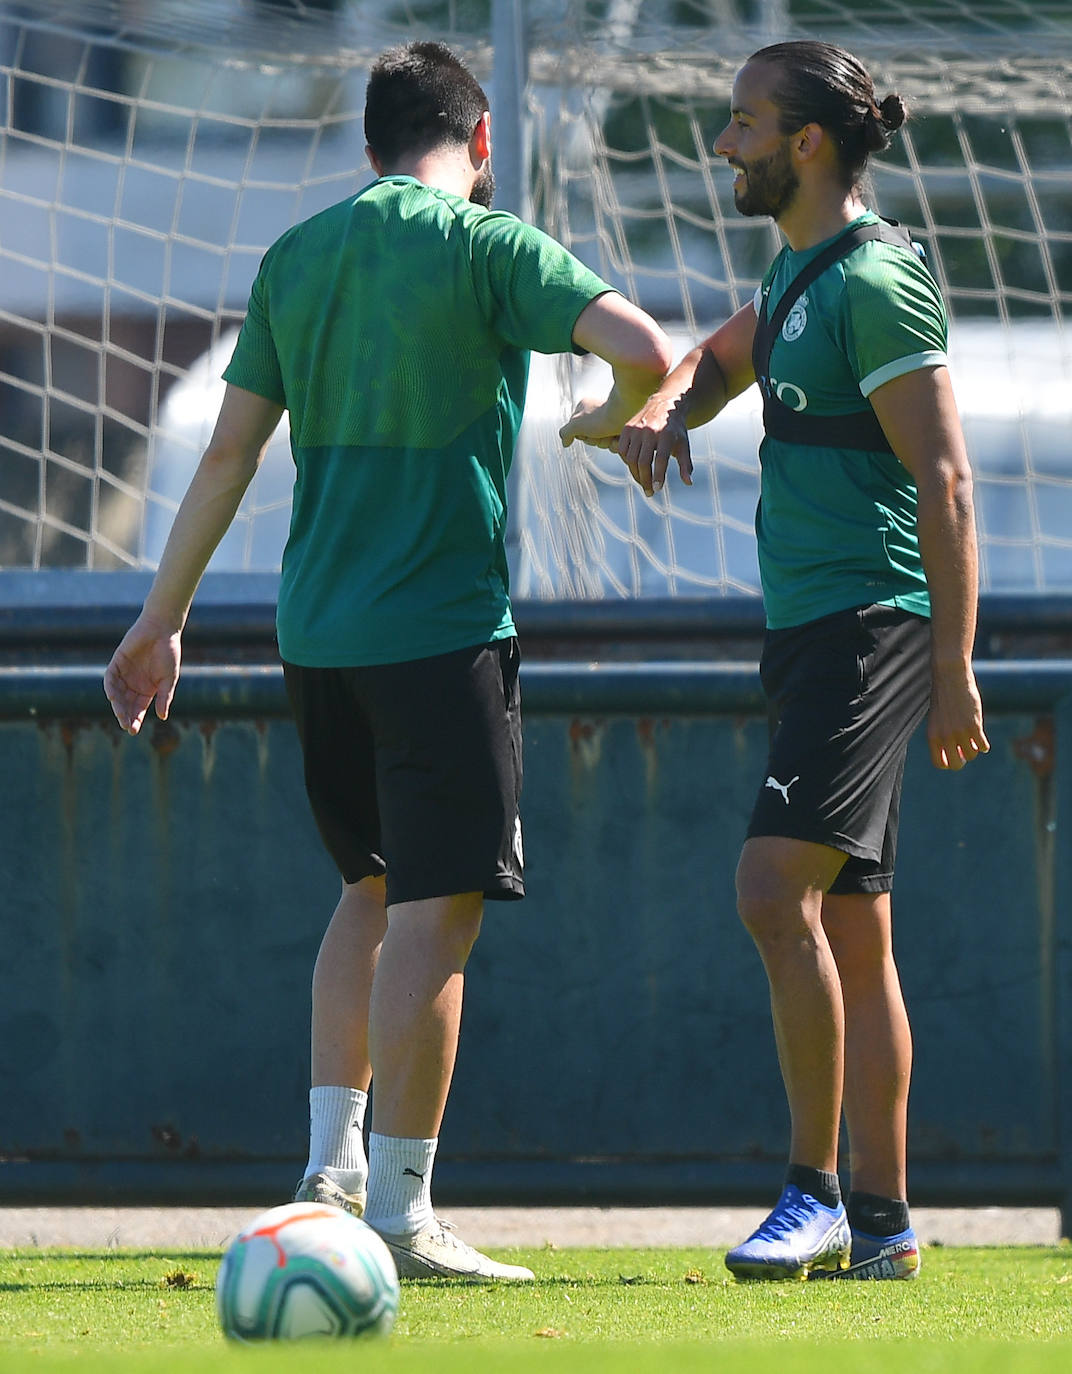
top-left (103, 384), bottom-right (282, 735)
top-left (654, 345), bottom-right (731, 429)
top-left (144, 446), bottom-right (258, 630)
top-left (644, 303), bottom-right (756, 430)
top-left (868, 366), bottom-right (987, 769)
top-left (600, 358), bottom-right (676, 433)
top-left (916, 466), bottom-right (979, 668)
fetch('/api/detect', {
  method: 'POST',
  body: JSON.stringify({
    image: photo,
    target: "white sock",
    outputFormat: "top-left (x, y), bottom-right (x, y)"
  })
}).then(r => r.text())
top-left (364, 1133), bottom-right (437, 1236)
top-left (304, 1086), bottom-right (368, 1192)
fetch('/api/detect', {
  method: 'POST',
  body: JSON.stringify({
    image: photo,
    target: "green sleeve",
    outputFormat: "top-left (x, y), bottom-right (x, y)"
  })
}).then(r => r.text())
top-left (221, 258), bottom-right (287, 405)
top-left (843, 246), bottom-right (948, 394)
top-left (469, 213), bottom-right (614, 355)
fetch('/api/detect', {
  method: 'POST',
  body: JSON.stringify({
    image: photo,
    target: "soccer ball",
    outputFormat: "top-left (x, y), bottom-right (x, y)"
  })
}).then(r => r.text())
top-left (216, 1202), bottom-right (399, 1341)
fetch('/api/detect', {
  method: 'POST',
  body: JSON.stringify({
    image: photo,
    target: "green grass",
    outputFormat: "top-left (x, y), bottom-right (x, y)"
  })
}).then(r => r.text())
top-left (0, 1244), bottom-right (1069, 1372)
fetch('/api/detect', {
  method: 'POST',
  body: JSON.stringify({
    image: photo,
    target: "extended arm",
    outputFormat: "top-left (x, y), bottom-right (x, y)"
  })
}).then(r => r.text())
top-left (563, 301), bottom-right (757, 497)
top-left (869, 366), bottom-right (989, 771)
top-left (103, 384), bottom-right (285, 734)
top-left (565, 291), bottom-right (675, 448)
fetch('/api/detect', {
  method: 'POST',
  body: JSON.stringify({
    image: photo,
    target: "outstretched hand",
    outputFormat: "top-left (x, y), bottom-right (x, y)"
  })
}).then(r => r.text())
top-left (103, 612), bottom-right (182, 735)
top-left (615, 394), bottom-right (693, 497)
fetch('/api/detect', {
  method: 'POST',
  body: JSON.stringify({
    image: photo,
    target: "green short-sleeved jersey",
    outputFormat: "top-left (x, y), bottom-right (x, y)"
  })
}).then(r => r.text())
top-left (222, 175), bottom-right (612, 666)
top-left (754, 211), bottom-right (947, 629)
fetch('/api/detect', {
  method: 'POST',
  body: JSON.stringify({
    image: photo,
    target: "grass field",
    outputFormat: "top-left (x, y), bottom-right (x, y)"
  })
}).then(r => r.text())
top-left (0, 1244), bottom-right (1069, 1372)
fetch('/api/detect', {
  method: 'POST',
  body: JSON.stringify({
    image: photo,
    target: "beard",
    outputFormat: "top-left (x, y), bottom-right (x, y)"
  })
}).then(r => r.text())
top-left (732, 139), bottom-right (799, 220)
top-left (470, 160), bottom-right (495, 208)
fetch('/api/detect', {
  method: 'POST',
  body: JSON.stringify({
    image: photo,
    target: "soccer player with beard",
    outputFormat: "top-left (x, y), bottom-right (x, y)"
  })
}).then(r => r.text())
top-left (105, 41), bottom-right (672, 1280)
top-left (562, 41), bottom-right (988, 1280)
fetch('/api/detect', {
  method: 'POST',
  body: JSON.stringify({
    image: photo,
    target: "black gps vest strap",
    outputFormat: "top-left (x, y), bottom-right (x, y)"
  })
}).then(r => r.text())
top-left (752, 218), bottom-right (920, 453)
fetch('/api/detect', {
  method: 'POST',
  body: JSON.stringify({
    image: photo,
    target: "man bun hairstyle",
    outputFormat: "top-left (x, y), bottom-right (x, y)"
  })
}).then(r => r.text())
top-left (365, 40), bottom-right (489, 169)
top-left (873, 92), bottom-right (908, 139)
top-left (750, 40), bottom-right (909, 188)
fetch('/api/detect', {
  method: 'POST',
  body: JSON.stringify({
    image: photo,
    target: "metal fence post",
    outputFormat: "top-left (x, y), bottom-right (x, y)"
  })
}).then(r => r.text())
top-left (491, 0), bottom-right (530, 221)
top-left (491, 0), bottom-right (531, 569)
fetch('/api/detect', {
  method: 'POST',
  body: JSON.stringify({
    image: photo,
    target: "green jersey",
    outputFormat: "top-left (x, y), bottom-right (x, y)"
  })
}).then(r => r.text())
top-left (754, 211), bottom-right (947, 629)
top-left (223, 175), bottom-right (611, 666)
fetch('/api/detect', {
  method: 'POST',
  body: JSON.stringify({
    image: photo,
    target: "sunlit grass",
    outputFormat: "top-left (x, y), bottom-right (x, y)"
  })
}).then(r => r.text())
top-left (0, 1243), bottom-right (1068, 1372)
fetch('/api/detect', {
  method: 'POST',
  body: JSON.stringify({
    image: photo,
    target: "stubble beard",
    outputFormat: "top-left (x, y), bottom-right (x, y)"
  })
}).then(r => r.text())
top-left (733, 139), bottom-right (799, 221)
top-left (470, 161), bottom-right (495, 208)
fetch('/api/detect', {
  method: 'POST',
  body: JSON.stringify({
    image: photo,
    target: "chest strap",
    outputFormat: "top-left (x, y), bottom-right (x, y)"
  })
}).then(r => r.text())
top-left (751, 218), bottom-right (919, 453)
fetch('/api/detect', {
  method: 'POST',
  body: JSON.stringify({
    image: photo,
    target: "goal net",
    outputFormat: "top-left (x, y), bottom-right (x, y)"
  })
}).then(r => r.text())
top-left (1, 0), bottom-right (1071, 598)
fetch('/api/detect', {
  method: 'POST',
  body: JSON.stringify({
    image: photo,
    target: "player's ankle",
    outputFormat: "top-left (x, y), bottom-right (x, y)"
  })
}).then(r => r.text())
top-left (847, 1191), bottom-right (910, 1237)
top-left (364, 1133), bottom-right (437, 1235)
top-left (786, 1164), bottom-right (842, 1210)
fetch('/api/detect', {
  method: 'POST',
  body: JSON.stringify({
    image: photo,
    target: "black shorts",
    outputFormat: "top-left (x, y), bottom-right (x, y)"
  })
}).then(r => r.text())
top-left (282, 639), bottom-right (524, 907)
top-left (746, 604), bottom-right (931, 895)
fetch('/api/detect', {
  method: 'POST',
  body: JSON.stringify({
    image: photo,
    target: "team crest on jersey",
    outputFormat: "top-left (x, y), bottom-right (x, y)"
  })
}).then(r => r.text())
top-left (782, 294), bottom-right (808, 342)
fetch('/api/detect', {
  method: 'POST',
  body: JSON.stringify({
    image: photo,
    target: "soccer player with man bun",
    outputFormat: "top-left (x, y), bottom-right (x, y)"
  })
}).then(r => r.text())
top-left (563, 40), bottom-right (988, 1281)
top-left (105, 40), bottom-right (672, 1281)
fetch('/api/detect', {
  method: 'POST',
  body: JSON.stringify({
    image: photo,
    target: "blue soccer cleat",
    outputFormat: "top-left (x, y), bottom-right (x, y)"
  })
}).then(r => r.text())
top-left (725, 1184), bottom-right (852, 1281)
top-left (810, 1225), bottom-right (921, 1280)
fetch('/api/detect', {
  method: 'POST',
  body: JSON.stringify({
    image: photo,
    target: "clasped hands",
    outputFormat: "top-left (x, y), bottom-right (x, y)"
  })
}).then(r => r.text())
top-left (559, 393), bottom-right (694, 498)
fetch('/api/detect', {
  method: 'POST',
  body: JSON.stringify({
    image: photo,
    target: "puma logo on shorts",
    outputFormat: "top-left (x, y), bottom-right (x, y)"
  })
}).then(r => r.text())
top-left (765, 774), bottom-right (800, 805)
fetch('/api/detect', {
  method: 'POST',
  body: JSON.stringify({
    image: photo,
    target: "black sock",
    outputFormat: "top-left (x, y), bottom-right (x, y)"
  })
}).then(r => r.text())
top-left (847, 1191), bottom-right (910, 1237)
top-left (786, 1164), bottom-right (841, 1210)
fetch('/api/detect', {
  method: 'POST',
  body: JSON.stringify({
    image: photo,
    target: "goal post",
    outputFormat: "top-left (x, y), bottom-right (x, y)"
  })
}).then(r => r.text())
top-left (1, 0), bottom-right (1070, 596)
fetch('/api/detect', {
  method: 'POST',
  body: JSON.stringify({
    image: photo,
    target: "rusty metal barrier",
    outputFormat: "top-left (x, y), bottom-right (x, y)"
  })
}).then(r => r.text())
top-left (1, 574), bottom-right (1070, 1233)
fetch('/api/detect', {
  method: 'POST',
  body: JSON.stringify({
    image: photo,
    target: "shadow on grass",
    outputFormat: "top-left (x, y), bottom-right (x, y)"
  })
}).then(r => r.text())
top-left (4, 1251), bottom-right (217, 1262)
top-left (397, 1274), bottom-right (709, 1290)
top-left (0, 1279), bottom-right (212, 1293)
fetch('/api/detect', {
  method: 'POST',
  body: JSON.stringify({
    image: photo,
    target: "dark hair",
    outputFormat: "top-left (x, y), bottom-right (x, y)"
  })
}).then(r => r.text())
top-left (364, 41), bottom-right (489, 167)
top-left (749, 40), bottom-right (907, 188)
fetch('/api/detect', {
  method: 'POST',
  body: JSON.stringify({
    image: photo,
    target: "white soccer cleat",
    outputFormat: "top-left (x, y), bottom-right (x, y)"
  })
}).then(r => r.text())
top-left (373, 1217), bottom-right (535, 1282)
top-left (292, 1171), bottom-right (367, 1219)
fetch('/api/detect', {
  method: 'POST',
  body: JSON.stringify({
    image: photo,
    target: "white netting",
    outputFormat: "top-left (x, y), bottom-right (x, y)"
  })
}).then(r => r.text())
top-left (1, 0), bottom-right (1071, 596)
top-left (518, 0), bottom-right (1072, 596)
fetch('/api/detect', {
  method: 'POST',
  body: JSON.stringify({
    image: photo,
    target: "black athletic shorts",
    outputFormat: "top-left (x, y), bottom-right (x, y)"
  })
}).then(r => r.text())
top-left (746, 604), bottom-right (931, 895)
top-left (282, 638), bottom-right (524, 907)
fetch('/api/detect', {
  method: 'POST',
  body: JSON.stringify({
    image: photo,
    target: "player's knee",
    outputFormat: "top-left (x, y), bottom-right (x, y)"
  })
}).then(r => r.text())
top-left (735, 860), bottom-right (816, 950)
top-left (431, 892), bottom-right (484, 963)
top-left (386, 891), bottom-right (483, 967)
top-left (735, 878), bottom-right (785, 945)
